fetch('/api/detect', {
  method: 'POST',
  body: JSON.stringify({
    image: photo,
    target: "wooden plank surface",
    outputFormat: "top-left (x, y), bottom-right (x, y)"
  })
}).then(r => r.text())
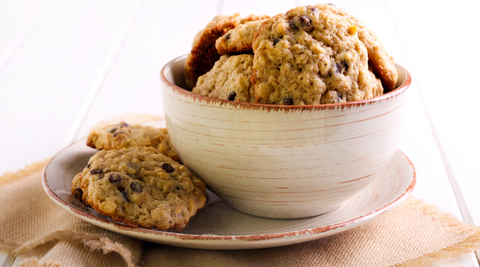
top-left (0, 0), bottom-right (138, 175)
top-left (386, 0), bottom-right (480, 226)
top-left (75, 0), bottom-right (222, 140)
top-left (0, 0), bottom-right (56, 60)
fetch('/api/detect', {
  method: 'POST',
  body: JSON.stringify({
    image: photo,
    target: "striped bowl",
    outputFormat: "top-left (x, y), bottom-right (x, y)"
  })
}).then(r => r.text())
top-left (160, 55), bottom-right (411, 219)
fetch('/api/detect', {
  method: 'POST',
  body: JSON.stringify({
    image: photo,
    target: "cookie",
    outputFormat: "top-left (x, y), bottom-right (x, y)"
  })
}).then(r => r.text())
top-left (239, 14), bottom-right (270, 24)
top-left (184, 14), bottom-right (241, 90)
top-left (320, 67), bottom-right (383, 104)
top-left (184, 14), bottom-right (270, 89)
top-left (216, 19), bottom-right (267, 55)
top-left (192, 54), bottom-right (255, 103)
top-left (252, 6), bottom-right (380, 105)
top-left (72, 172), bottom-right (85, 200)
top-left (312, 3), bottom-right (397, 91)
top-left (71, 147), bottom-right (207, 231)
top-left (86, 121), bottom-right (181, 163)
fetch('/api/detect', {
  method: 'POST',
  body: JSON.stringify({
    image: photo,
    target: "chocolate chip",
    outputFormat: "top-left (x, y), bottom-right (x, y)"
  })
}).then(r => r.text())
top-left (109, 127), bottom-right (117, 133)
top-left (298, 16), bottom-right (311, 27)
top-left (113, 132), bottom-right (125, 137)
top-left (130, 181), bottom-right (143, 193)
top-left (335, 62), bottom-right (341, 73)
top-left (121, 192), bottom-right (128, 200)
top-left (90, 169), bottom-right (104, 179)
top-left (289, 20), bottom-right (298, 30)
top-left (283, 97), bottom-right (294, 105)
top-left (290, 16), bottom-right (311, 30)
top-left (310, 6), bottom-right (318, 12)
top-left (225, 33), bottom-right (231, 40)
top-left (121, 122), bottom-right (129, 127)
top-left (108, 173), bottom-right (122, 183)
top-left (73, 188), bottom-right (83, 200)
top-left (227, 91), bottom-right (236, 101)
top-left (273, 38), bottom-right (280, 46)
top-left (337, 92), bottom-right (344, 102)
top-left (334, 61), bottom-right (349, 74)
top-left (161, 163), bottom-right (174, 173)
top-left (90, 169), bottom-right (102, 175)
top-left (342, 60), bottom-right (349, 72)
top-left (86, 163), bottom-right (91, 168)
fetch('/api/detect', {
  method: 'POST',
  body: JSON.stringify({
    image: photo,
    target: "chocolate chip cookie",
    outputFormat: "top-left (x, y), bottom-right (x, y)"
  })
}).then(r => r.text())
top-left (320, 66), bottom-right (383, 104)
top-left (239, 14), bottom-right (270, 24)
top-left (252, 6), bottom-right (381, 105)
top-left (185, 14), bottom-right (269, 89)
top-left (192, 54), bottom-right (255, 103)
top-left (184, 14), bottom-right (241, 89)
top-left (216, 19), bottom-right (268, 55)
top-left (72, 172), bottom-right (85, 200)
top-left (71, 147), bottom-right (207, 231)
top-left (86, 121), bottom-right (180, 163)
top-left (312, 3), bottom-right (397, 91)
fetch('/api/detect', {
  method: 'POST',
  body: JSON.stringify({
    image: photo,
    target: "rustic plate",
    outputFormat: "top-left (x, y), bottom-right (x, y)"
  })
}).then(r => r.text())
top-left (42, 122), bottom-right (415, 250)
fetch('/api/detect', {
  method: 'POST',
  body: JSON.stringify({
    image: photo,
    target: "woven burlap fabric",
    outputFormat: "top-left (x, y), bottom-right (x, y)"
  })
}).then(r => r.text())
top-left (0, 162), bottom-right (143, 267)
top-left (1, 115), bottom-right (480, 267)
top-left (139, 198), bottom-right (480, 267)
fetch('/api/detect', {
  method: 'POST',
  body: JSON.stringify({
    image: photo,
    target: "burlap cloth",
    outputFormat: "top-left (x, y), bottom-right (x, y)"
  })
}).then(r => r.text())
top-left (2, 115), bottom-right (480, 267)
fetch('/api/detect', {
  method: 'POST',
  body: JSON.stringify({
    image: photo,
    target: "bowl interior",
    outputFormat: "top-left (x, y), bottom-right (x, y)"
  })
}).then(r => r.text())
top-left (163, 56), bottom-right (189, 90)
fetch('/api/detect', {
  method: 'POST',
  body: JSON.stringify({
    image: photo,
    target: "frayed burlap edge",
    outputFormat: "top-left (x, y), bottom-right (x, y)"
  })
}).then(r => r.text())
top-left (0, 159), bottom-right (50, 187)
top-left (392, 198), bottom-right (480, 266)
top-left (10, 230), bottom-right (137, 267)
top-left (2, 114), bottom-right (165, 267)
top-left (15, 257), bottom-right (63, 267)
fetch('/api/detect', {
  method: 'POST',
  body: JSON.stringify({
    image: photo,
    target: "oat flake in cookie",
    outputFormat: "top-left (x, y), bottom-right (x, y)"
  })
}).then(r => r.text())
top-left (192, 54), bottom-right (255, 103)
top-left (72, 147), bottom-right (207, 231)
top-left (86, 121), bottom-right (181, 163)
top-left (252, 6), bottom-right (383, 105)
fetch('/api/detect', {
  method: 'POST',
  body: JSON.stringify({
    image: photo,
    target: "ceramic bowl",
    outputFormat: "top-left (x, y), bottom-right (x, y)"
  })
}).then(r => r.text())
top-left (160, 55), bottom-right (411, 219)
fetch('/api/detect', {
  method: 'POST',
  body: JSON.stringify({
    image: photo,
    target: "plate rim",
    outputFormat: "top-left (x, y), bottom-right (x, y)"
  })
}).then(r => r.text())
top-left (42, 138), bottom-right (416, 243)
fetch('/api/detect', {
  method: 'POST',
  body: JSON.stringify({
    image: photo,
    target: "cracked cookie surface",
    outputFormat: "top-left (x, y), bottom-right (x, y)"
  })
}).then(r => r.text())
top-left (192, 54), bottom-right (255, 103)
top-left (252, 6), bottom-right (383, 105)
top-left (86, 121), bottom-right (180, 163)
top-left (71, 147), bottom-right (207, 231)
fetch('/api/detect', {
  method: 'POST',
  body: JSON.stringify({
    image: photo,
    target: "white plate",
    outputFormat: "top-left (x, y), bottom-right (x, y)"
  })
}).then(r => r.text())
top-left (42, 124), bottom-right (415, 250)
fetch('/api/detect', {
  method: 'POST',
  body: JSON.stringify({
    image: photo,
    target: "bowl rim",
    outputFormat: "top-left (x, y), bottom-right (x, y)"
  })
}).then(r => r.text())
top-left (160, 54), bottom-right (411, 111)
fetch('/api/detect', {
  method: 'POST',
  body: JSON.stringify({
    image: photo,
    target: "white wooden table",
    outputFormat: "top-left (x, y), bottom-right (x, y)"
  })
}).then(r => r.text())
top-left (1, 0), bottom-right (479, 266)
